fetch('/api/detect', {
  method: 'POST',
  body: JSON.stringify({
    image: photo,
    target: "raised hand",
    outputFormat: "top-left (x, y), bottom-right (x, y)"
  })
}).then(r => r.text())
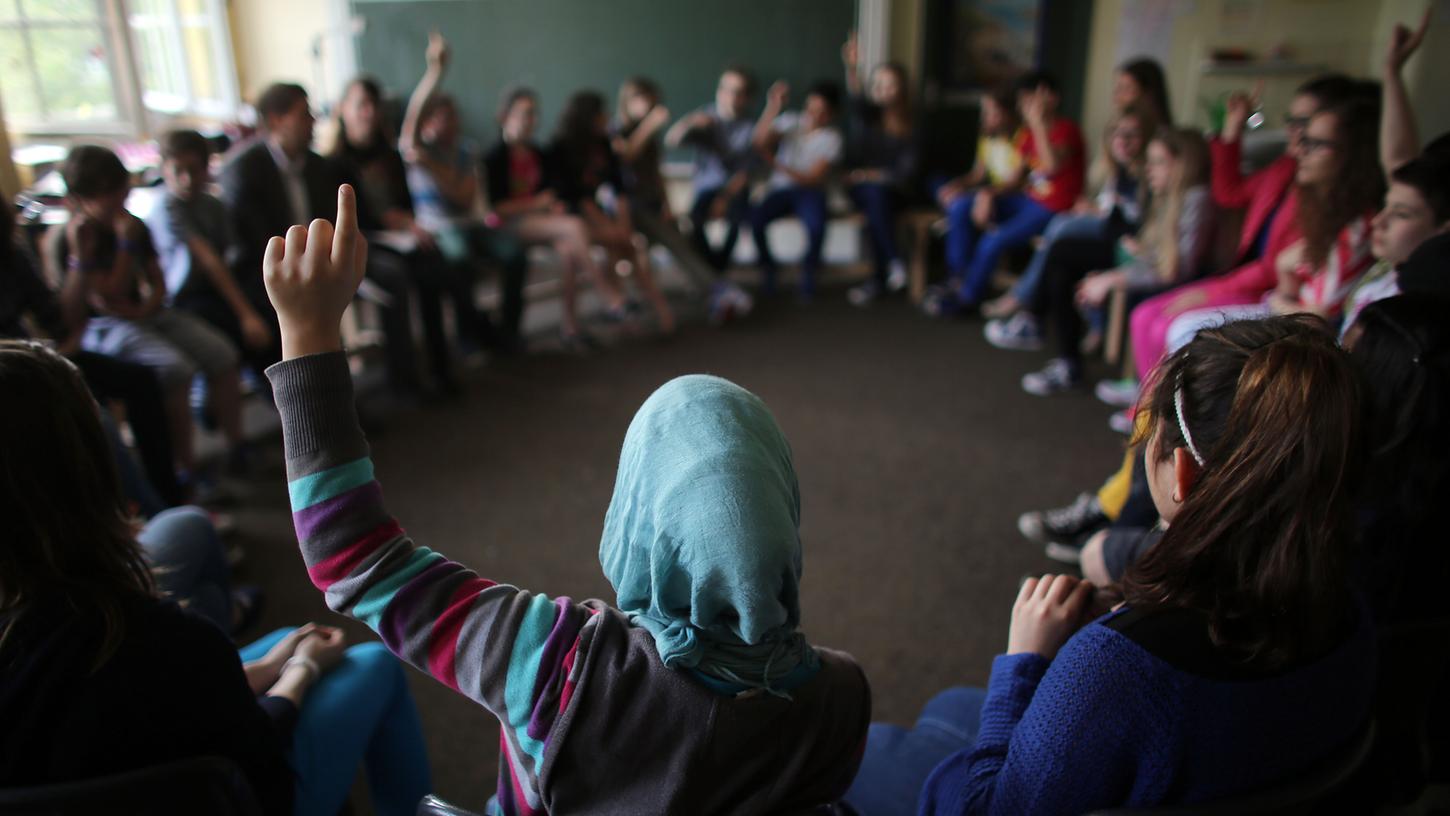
top-left (767, 81), bottom-right (790, 110)
top-left (841, 30), bottom-right (859, 69)
top-left (1222, 80), bottom-right (1263, 143)
top-left (1007, 574), bottom-right (1095, 660)
top-left (426, 30), bottom-right (450, 71)
top-left (263, 184), bottom-right (369, 360)
top-left (1386, 8), bottom-right (1431, 74)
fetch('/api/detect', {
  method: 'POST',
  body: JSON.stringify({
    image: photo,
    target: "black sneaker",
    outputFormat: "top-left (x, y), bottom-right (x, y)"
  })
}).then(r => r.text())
top-left (1018, 492), bottom-right (1107, 545)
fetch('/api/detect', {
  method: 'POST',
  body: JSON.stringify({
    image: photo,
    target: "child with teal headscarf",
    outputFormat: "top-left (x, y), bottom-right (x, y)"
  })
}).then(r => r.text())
top-left (266, 208), bottom-right (871, 815)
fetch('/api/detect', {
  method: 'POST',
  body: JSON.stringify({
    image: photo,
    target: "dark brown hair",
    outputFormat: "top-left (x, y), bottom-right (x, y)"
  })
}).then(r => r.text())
top-left (159, 129), bottom-right (211, 162)
top-left (721, 65), bottom-right (757, 96)
top-left (496, 85), bottom-right (538, 125)
top-left (334, 75), bottom-right (389, 152)
top-left (256, 82), bottom-right (309, 127)
top-left (1118, 58), bottom-right (1172, 124)
top-left (1125, 315), bottom-right (1366, 670)
top-left (0, 341), bottom-right (154, 669)
top-left (1297, 96), bottom-right (1386, 267)
top-left (61, 145), bottom-right (129, 198)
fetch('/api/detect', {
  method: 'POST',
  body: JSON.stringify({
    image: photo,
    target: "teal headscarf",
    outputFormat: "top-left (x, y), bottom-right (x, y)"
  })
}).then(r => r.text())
top-left (600, 375), bottom-right (819, 695)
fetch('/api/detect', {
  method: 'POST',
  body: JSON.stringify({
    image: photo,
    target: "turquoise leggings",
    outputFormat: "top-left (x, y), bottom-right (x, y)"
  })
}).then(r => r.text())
top-left (240, 629), bottom-right (433, 816)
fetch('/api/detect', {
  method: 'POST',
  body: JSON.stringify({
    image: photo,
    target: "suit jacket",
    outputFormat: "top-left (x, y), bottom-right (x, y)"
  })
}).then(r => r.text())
top-left (218, 139), bottom-right (376, 296)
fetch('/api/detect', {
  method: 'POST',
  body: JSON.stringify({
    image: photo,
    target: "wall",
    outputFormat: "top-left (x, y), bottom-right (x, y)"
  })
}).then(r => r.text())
top-left (1371, 0), bottom-right (1450, 146)
top-left (227, 0), bottom-right (332, 107)
top-left (890, 0), bottom-right (925, 83)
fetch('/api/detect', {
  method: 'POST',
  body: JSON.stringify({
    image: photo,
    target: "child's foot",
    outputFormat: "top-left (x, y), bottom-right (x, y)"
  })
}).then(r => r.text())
top-left (1021, 358), bottom-right (1082, 396)
top-left (886, 260), bottom-right (908, 292)
top-left (847, 280), bottom-right (883, 307)
top-left (1018, 492), bottom-right (1107, 545)
top-left (981, 293), bottom-right (1020, 320)
top-left (1095, 378), bottom-right (1140, 408)
top-left (984, 313), bottom-right (1043, 351)
top-left (921, 286), bottom-right (973, 318)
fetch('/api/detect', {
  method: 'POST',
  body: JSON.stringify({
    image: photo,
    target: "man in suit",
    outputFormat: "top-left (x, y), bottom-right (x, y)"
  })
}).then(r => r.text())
top-left (220, 83), bottom-right (422, 395)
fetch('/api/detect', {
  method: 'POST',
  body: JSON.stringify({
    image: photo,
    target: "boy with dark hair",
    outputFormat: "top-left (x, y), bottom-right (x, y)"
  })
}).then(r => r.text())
top-left (666, 65), bottom-right (761, 321)
top-left (45, 144), bottom-right (250, 480)
top-left (220, 82), bottom-right (426, 396)
top-left (749, 79), bottom-right (844, 301)
top-left (927, 70), bottom-right (1086, 316)
top-left (149, 130), bottom-right (275, 375)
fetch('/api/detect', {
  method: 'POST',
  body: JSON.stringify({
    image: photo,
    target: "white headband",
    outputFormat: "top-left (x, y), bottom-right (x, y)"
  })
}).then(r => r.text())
top-left (1173, 385), bottom-right (1206, 467)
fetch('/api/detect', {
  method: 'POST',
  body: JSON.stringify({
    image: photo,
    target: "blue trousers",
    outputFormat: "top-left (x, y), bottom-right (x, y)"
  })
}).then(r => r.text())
top-left (849, 182), bottom-right (904, 285)
top-left (138, 506), bottom-right (230, 631)
top-left (240, 629), bottom-right (432, 816)
top-left (751, 186), bottom-right (829, 296)
top-left (1011, 212), bottom-right (1109, 303)
top-left (689, 185), bottom-right (752, 273)
top-left (844, 686), bottom-right (987, 816)
top-left (945, 192), bottom-right (1055, 303)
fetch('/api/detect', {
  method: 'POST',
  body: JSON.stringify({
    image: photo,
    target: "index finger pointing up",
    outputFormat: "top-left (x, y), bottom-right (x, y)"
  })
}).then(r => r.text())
top-left (332, 184), bottom-right (360, 278)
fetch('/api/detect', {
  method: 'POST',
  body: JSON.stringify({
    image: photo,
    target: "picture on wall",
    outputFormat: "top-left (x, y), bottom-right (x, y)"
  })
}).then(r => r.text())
top-left (940, 0), bottom-right (1044, 92)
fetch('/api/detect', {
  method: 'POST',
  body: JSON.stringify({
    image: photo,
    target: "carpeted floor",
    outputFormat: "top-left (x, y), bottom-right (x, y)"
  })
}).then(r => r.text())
top-left (229, 281), bottom-right (1127, 811)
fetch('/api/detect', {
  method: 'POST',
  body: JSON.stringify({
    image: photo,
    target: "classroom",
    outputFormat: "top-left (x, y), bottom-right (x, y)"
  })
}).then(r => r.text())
top-left (2, 0), bottom-right (1449, 813)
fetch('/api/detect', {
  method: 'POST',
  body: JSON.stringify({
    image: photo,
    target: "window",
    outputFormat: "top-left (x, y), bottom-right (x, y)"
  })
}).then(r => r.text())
top-left (0, 0), bottom-right (238, 136)
top-left (127, 0), bottom-right (237, 119)
top-left (0, 0), bottom-right (125, 132)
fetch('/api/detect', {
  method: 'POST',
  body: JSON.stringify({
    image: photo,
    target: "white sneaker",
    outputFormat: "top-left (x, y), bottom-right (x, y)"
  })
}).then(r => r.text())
top-left (886, 260), bottom-right (908, 292)
top-left (848, 281), bottom-right (882, 307)
top-left (1095, 378), bottom-right (1140, 408)
top-left (984, 313), bottom-right (1044, 351)
top-left (1022, 358), bottom-right (1081, 396)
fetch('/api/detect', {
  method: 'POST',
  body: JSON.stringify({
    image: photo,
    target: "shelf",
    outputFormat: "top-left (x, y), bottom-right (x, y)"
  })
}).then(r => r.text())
top-left (1200, 61), bottom-right (1327, 77)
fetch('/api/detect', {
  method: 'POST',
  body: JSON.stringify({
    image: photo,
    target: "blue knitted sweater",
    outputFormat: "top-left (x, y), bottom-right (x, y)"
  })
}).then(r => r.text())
top-left (920, 608), bottom-right (1375, 815)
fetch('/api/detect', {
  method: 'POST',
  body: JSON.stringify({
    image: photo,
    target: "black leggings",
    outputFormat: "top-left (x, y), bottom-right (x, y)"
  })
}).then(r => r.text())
top-left (1030, 235), bottom-right (1116, 371)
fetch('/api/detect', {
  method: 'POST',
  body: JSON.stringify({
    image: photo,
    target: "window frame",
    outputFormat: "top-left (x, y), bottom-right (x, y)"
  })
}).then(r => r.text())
top-left (0, 0), bottom-right (240, 139)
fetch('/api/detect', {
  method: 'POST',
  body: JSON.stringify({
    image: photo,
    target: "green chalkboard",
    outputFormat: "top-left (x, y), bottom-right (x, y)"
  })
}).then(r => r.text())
top-left (351, 0), bottom-right (857, 149)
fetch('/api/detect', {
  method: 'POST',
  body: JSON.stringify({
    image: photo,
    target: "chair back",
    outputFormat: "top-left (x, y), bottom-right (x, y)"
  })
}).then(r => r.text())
top-left (0, 755), bottom-right (260, 816)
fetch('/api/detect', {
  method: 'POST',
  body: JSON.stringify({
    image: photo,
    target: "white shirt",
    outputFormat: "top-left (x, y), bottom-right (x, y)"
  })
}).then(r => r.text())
top-left (768, 112), bottom-right (842, 190)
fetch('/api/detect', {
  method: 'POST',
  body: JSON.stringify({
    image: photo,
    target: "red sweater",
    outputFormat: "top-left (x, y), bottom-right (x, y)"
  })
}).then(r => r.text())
top-left (1209, 137), bottom-right (1297, 263)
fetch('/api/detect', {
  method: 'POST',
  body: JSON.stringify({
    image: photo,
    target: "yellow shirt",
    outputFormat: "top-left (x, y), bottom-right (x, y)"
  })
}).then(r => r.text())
top-left (978, 129), bottom-right (1024, 186)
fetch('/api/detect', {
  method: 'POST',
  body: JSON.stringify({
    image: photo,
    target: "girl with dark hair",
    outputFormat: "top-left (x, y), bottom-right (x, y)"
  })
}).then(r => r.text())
top-left (1162, 96), bottom-right (1382, 349)
top-left (612, 78), bottom-right (720, 296)
top-left (841, 32), bottom-right (920, 305)
top-left (1113, 57), bottom-right (1173, 124)
top-left (1016, 127), bottom-right (1214, 395)
top-left (550, 90), bottom-right (676, 333)
top-left (0, 340), bottom-right (432, 816)
top-left (332, 74), bottom-right (486, 392)
top-left (400, 32), bottom-right (531, 352)
top-left (848, 314), bottom-right (1374, 815)
top-left (485, 87), bottom-right (627, 348)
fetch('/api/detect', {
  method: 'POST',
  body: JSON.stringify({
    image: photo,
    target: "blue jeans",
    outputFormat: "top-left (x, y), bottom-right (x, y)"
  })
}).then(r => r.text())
top-left (844, 686), bottom-right (987, 816)
top-left (849, 182), bottom-right (903, 285)
top-left (751, 186), bottom-right (829, 297)
top-left (1012, 212), bottom-right (1109, 303)
top-left (689, 185), bottom-right (752, 273)
top-left (240, 629), bottom-right (432, 816)
top-left (945, 192), bottom-right (1055, 303)
top-left (138, 506), bottom-right (231, 630)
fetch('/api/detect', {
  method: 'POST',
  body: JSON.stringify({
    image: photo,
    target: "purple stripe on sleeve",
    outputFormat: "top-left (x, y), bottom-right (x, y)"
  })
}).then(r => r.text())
top-left (379, 560), bottom-right (468, 654)
top-left (293, 481), bottom-right (385, 544)
top-left (526, 596), bottom-right (587, 742)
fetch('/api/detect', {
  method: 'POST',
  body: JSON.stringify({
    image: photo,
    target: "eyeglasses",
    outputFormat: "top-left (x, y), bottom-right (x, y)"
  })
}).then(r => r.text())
top-left (1284, 114), bottom-right (1312, 131)
top-left (1111, 128), bottom-right (1143, 140)
top-left (1299, 136), bottom-right (1338, 154)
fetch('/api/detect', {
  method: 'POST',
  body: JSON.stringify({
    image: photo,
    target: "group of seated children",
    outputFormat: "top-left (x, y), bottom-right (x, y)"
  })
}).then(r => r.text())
top-left (2, 11), bottom-right (1448, 816)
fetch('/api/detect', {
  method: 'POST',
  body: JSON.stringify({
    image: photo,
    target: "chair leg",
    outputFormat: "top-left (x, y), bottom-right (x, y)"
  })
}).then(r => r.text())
top-left (1104, 287), bottom-right (1126, 366)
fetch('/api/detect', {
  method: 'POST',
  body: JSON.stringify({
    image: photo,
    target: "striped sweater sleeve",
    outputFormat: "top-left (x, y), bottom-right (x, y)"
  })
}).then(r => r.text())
top-left (267, 351), bottom-right (593, 803)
